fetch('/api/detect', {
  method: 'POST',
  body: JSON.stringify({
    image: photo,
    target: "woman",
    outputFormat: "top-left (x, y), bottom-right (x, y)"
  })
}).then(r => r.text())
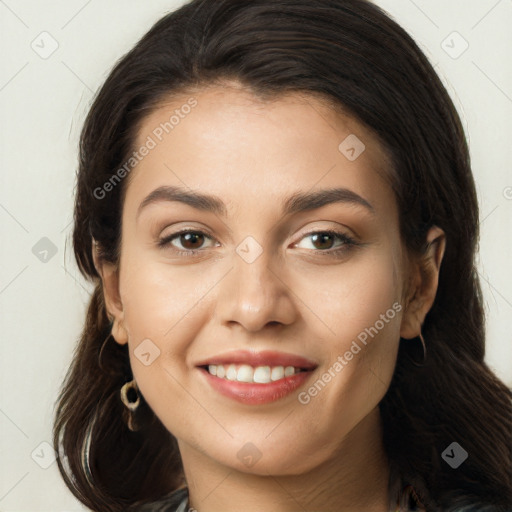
top-left (53, 0), bottom-right (512, 510)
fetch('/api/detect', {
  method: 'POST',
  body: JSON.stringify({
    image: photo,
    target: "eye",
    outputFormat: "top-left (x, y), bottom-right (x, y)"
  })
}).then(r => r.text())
top-left (293, 230), bottom-right (357, 254)
top-left (158, 228), bottom-right (358, 258)
top-left (158, 229), bottom-right (216, 255)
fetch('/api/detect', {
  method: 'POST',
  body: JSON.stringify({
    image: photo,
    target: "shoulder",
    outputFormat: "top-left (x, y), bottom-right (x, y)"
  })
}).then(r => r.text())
top-left (127, 487), bottom-right (189, 512)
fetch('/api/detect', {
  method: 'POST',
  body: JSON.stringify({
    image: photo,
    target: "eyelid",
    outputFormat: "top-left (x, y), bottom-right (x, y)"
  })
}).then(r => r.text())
top-left (158, 227), bottom-right (218, 251)
top-left (291, 228), bottom-right (358, 252)
top-left (293, 224), bottom-right (358, 243)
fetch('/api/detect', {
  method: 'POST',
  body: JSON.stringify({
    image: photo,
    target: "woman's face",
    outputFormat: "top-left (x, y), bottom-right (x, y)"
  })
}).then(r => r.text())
top-left (108, 85), bottom-right (410, 475)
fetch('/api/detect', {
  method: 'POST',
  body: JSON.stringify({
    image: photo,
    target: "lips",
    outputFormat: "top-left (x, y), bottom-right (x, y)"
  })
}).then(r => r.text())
top-left (196, 350), bottom-right (318, 405)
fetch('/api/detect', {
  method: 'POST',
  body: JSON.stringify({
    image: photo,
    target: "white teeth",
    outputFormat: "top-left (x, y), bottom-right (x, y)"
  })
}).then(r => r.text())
top-left (270, 366), bottom-right (284, 381)
top-left (253, 366), bottom-right (271, 383)
top-left (284, 366), bottom-right (295, 377)
top-left (206, 364), bottom-right (302, 383)
top-left (226, 364), bottom-right (237, 380)
top-left (237, 365), bottom-right (254, 383)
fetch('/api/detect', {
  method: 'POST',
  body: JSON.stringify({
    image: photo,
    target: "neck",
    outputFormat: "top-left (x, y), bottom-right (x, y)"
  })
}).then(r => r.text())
top-left (178, 408), bottom-right (391, 512)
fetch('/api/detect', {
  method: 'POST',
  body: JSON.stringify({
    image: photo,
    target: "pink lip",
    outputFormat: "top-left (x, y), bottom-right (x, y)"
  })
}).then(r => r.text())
top-left (198, 368), bottom-right (314, 405)
top-left (195, 350), bottom-right (318, 405)
top-left (195, 349), bottom-right (318, 369)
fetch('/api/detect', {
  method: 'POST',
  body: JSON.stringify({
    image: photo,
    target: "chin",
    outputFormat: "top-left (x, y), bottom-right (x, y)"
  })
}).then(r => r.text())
top-left (204, 436), bottom-right (325, 476)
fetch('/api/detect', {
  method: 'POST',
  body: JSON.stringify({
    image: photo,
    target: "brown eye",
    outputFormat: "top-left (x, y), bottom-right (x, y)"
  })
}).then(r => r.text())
top-left (295, 230), bottom-right (356, 253)
top-left (158, 229), bottom-right (216, 255)
top-left (310, 233), bottom-right (336, 250)
top-left (178, 232), bottom-right (205, 250)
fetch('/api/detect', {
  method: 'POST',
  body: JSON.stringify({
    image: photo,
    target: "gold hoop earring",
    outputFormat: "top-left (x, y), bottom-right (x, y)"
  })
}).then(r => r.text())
top-left (411, 332), bottom-right (427, 367)
top-left (120, 379), bottom-right (141, 431)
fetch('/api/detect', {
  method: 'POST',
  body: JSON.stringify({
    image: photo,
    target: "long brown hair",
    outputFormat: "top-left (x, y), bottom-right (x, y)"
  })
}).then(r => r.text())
top-left (53, 1), bottom-right (512, 510)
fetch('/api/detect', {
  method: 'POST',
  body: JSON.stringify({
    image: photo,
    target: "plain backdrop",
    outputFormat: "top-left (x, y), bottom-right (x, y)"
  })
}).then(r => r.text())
top-left (0, 1), bottom-right (511, 510)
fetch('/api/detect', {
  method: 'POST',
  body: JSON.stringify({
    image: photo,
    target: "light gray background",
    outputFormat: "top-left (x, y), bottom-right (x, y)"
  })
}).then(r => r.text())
top-left (1, 1), bottom-right (511, 510)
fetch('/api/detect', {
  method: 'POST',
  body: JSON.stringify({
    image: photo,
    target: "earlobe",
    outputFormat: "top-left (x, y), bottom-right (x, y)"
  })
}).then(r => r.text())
top-left (400, 226), bottom-right (446, 340)
top-left (92, 239), bottom-right (129, 345)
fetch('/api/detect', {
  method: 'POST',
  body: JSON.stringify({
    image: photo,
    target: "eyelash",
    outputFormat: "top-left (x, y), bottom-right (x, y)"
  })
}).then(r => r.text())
top-left (157, 228), bottom-right (358, 258)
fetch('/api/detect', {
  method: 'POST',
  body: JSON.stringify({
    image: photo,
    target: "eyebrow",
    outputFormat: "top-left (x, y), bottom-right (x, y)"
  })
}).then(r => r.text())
top-left (136, 185), bottom-right (375, 220)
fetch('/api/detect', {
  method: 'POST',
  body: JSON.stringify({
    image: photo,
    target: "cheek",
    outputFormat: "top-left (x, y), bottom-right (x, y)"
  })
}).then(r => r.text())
top-left (118, 257), bottom-right (210, 435)
top-left (296, 246), bottom-right (402, 421)
top-left (118, 254), bottom-right (230, 414)
top-left (297, 246), bottom-right (402, 350)
top-left (120, 253), bottom-right (220, 342)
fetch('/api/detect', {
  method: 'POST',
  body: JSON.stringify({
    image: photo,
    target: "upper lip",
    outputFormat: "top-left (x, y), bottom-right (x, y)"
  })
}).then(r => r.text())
top-left (195, 350), bottom-right (318, 370)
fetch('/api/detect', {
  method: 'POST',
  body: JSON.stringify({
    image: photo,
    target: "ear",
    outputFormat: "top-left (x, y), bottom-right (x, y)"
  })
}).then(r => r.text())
top-left (92, 240), bottom-right (129, 345)
top-left (400, 226), bottom-right (446, 339)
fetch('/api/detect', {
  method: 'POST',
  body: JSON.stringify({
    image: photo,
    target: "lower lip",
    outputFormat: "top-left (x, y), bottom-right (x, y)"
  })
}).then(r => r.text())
top-left (198, 368), bottom-right (314, 405)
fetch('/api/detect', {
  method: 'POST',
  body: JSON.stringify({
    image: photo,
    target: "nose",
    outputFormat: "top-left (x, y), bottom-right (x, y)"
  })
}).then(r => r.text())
top-left (214, 245), bottom-right (298, 334)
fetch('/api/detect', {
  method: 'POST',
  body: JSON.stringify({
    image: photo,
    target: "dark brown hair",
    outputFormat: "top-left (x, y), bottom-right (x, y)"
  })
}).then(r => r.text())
top-left (53, 0), bottom-right (512, 510)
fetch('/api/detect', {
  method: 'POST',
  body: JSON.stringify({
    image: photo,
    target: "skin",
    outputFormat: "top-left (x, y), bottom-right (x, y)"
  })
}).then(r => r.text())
top-left (94, 83), bottom-right (445, 512)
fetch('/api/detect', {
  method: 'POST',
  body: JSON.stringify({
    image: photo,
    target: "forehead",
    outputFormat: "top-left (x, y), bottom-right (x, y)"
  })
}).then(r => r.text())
top-left (124, 85), bottom-right (395, 219)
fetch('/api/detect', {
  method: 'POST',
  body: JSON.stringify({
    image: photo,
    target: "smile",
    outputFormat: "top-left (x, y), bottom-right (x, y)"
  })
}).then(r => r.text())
top-left (206, 364), bottom-right (304, 383)
top-left (196, 350), bottom-right (318, 405)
